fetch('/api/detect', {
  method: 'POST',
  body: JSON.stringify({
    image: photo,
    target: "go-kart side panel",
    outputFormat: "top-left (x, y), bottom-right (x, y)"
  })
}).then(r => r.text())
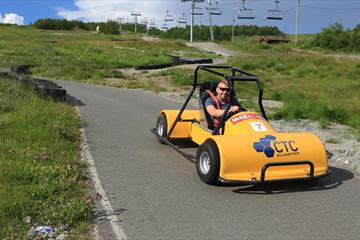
top-left (210, 132), bottom-right (328, 182)
top-left (161, 110), bottom-right (201, 139)
top-left (190, 123), bottom-right (212, 145)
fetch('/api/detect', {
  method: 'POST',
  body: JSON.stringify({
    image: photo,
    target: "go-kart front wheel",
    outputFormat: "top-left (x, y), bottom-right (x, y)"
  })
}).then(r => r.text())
top-left (156, 113), bottom-right (168, 144)
top-left (196, 139), bottom-right (220, 185)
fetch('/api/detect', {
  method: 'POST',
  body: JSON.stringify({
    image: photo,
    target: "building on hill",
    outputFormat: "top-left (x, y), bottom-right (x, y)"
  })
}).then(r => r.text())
top-left (259, 36), bottom-right (290, 44)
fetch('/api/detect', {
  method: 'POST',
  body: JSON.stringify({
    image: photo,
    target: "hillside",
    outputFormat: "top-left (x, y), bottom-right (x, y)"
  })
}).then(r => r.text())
top-left (0, 25), bottom-right (359, 130)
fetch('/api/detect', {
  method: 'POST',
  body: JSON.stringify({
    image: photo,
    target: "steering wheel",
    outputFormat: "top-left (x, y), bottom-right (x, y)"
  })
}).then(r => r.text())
top-left (224, 109), bottom-right (241, 121)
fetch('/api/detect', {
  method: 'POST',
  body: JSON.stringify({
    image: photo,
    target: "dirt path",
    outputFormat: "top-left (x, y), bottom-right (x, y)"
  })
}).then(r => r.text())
top-left (185, 42), bottom-right (254, 58)
top-left (292, 48), bottom-right (360, 60)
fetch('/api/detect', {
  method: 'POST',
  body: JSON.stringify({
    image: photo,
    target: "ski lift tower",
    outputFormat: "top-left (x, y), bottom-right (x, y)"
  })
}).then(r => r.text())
top-left (117, 17), bottom-right (124, 35)
top-left (181, 0), bottom-right (205, 43)
top-left (206, 0), bottom-right (222, 41)
top-left (141, 17), bottom-right (149, 36)
top-left (131, 11), bottom-right (141, 33)
top-left (232, 7), bottom-right (236, 42)
top-left (295, 0), bottom-right (300, 43)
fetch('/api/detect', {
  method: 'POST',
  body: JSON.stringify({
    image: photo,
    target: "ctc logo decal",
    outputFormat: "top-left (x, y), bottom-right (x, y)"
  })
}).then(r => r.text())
top-left (253, 135), bottom-right (300, 158)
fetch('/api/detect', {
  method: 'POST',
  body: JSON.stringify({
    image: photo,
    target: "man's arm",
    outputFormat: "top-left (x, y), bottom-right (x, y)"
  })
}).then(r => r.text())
top-left (206, 105), bottom-right (239, 118)
top-left (206, 105), bottom-right (226, 118)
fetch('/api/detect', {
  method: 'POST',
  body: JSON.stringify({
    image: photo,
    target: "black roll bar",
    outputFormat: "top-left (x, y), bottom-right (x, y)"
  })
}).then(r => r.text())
top-left (167, 65), bottom-right (268, 138)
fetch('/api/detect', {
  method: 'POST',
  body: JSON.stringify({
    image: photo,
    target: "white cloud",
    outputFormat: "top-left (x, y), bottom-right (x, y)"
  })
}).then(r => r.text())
top-left (0, 13), bottom-right (24, 25)
top-left (56, 0), bottom-right (187, 27)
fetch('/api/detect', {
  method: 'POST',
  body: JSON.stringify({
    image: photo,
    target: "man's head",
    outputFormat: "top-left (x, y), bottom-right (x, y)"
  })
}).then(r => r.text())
top-left (216, 80), bottom-right (230, 102)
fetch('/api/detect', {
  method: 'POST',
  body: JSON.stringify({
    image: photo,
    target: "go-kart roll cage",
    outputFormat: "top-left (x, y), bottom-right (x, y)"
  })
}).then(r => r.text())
top-left (167, 65), bottom-right (268, 137)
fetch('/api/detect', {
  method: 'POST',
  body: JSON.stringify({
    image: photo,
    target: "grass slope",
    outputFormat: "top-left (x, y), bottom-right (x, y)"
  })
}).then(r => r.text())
top-left (0, 78), bottom-right (91, 239)
top-left (224, 37), bottom-right (360, 129)
top-left (0, 25), bottom-right (213, 82)
top-left (153, 36), bottom-right (360, 130)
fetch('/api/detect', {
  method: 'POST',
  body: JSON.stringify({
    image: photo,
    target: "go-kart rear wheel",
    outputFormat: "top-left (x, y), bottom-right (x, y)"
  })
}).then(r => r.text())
top-left (156, 113), bottom-right (168, 144)
top-left (196, 139), bottom-right (220, 185)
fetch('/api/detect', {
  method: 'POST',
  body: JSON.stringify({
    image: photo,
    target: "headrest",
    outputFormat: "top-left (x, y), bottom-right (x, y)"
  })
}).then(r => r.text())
top-left (200, 80), bottom-right (219, 93)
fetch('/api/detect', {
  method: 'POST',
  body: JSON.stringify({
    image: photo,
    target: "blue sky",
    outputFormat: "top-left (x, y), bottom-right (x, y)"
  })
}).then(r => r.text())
top-left (0, 0), bottom-right (359, 34)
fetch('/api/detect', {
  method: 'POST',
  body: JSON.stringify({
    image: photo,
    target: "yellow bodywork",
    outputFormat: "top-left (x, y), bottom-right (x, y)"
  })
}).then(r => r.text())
top-left (160, 110), bottom-right (329, 182)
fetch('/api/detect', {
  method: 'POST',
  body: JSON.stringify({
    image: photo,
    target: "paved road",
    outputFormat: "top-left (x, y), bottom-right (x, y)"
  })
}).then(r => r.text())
top-left (58, 80), bottom-right (360, 240)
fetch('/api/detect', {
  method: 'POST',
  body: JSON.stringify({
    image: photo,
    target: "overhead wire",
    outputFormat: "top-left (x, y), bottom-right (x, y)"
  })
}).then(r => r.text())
top-left (238, 5), bottom-right (296, 25)
top-left (301, 5), bottom-right (360, 10)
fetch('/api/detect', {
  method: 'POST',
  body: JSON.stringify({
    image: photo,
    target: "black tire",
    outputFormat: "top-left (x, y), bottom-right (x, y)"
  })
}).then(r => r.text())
top-left (196, 139), bottom-right (220, 185)
top-left (156, 113), bottom-right (168, 144)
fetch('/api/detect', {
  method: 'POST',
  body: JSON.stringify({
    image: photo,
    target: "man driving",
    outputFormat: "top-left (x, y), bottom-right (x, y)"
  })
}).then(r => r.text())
top-left (205, 80), bottom-right (241, 128)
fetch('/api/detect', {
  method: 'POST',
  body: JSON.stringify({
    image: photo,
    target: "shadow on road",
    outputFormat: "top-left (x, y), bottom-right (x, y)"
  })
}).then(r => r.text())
top-left (228, 166), bottom-right (353, 194)
top-left (66, 94), bottom-right (86, 106)
top-left (94, 208), bottom-right (127, 224)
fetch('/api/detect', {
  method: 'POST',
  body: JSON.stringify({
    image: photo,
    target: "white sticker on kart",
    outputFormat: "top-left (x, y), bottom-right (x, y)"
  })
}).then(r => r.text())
top-left (250, 122), bottom-right (268, 132)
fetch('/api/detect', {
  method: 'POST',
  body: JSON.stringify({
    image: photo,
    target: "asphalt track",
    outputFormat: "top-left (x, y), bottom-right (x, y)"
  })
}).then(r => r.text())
top-left (58, 80), bottom-right (360, 240)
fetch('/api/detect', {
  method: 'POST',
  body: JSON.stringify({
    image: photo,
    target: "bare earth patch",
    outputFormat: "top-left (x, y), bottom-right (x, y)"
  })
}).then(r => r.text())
top-left (292, 48), bottom-right (360, 60)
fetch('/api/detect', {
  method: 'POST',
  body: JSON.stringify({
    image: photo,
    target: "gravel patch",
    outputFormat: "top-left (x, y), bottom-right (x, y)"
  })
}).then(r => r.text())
top-left (271, 119), bottom-right (360, 174)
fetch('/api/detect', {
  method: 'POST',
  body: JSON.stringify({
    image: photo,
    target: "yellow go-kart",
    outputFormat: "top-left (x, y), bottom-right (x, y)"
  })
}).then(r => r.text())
top-left (151, 65), bottom-right (330, 185)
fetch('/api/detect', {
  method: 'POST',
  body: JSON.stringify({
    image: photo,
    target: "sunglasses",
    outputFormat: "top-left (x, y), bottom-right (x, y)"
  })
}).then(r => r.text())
top-left (218, 87), bottom-right (231, 92)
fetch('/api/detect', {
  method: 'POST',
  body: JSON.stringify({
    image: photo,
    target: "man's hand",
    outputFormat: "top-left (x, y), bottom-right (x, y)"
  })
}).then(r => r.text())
top-left (229, 105), bottom-right (239, 113)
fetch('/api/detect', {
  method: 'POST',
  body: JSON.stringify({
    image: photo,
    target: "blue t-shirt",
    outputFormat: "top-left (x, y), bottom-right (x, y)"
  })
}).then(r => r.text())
top-left (205, 97), bottom-right (229, 110)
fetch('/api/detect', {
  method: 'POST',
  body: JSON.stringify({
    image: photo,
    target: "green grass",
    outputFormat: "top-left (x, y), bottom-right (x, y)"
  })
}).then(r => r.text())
top-left (326, 138), bottom-right (341, 144)
top-left (1, 24), bottom-right (359, 130)
top-left (218, 36), bottom-right (360, 130)
top-left (0, 25), bottom-right (212, 83)
top-left (120, 35), bottom-right (360, 130)
top-left (0, 78), bottom-right (91, 239)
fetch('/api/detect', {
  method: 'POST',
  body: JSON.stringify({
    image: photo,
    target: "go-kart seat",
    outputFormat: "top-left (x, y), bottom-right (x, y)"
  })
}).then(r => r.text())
top-left (199, 81), bottom-right (245, 130)
top-left (199, 81), bottom-right (219, 129)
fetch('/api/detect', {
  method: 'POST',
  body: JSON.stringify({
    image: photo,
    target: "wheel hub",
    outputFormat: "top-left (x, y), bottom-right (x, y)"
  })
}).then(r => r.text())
top-left (157, 120), bottom-right (164, 136)
top-left (199, 152), bottom-right (210, 175)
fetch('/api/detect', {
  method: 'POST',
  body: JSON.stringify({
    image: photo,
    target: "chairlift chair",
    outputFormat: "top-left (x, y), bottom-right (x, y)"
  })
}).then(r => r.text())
top-left (193, 5), bottom-right (204, 16)
top-left (178, 13), bottom-right (188, 24)
top-left (238, 0), bottom-right (255, 19)
top-left (181, 0), bottom-right (205, 2)
top-left (165, 10), bottom-right (174, 22)
top-left (161, 23), bottom-right (169, 30)
top-left (267, 0), bottom-right (283, 20)
top-left (207, 1), bottom-right (222, 15)
top-left (140, 18), bottom-right (148, 24)
top-left (149, 19), bottom-right (156, 28)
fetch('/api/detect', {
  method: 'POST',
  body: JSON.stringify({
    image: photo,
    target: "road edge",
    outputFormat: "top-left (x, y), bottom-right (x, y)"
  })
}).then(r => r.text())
top-left (76, 106), bottom-right (127, 240)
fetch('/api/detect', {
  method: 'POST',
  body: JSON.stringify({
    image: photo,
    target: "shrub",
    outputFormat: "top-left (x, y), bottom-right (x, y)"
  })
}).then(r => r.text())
top-left (273, 92), bottom-right (349, 124)
top-left (34, 18), bottom-right (121, 35)
top-left (155, 25), bottom-right (284, 41)
top-left (310, 23), bottom-right (360, 52)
